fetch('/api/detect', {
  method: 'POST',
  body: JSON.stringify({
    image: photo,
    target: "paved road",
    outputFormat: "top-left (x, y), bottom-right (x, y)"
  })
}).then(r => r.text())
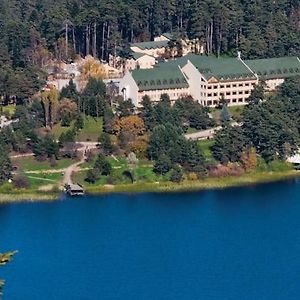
top-left (185, 126), bottom-right (222, 141)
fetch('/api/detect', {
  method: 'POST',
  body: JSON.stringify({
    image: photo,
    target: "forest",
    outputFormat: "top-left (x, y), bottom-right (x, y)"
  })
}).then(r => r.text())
top-left (1, 0), bottom-right (300, 102)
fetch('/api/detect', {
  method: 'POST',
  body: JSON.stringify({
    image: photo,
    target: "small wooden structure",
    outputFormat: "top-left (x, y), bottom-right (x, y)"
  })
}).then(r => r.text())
top-left (65, 183), bottom-right (85, 196)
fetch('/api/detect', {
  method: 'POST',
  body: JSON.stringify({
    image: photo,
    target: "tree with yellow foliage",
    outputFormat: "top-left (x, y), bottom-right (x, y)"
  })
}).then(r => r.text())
top-left (240, 147), bottom-right (257, 172)
top-left (41, 87), bottom-right (59, 128)
top-left (78, 55), bottom-right (107, 81)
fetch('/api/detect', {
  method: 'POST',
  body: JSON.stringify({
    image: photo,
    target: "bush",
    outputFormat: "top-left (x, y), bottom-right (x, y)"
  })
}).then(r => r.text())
top-left (267, 160), bottom-right (292, 172)
top-left (13, 175), bottom-right (30, 189)
top-left (170, 165), bottom-right (183, 183)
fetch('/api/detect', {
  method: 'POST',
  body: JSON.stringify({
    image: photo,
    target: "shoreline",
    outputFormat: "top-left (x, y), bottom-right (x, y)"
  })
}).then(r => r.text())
top-left (0, 170), bottom-right (299, 203)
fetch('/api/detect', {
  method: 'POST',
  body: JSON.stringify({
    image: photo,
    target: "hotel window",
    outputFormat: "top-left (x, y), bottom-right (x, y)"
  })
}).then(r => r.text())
top-left (208, 93), bottom-right (212, 97)
top-left (232, 91), bottom-right (237, 95)
top-left (220, 85), bottom-right (225, 88)
top-left (208, 86), bottom-right (212, 89)
top-left (238, 83), bottom-right (243, 87)
top-left (232, 84), bottom-right (237, 88)
top-left (213, 100), bottom-right (218, 105)
top-left (214, 93), bottom-right (218, 97)
top-left (207, 101), bottom-right (212, 106)
top-left (245, 83), bottom-right (250, 87)
top-left (239, 91), bottom-right (243, 95)
top-left (232, 99), bottom-right (237, 103)
top-left (226, 84), bottom-right (230, 88)
top-left (238, 98), bottom-right (243, 102)
top-left (213, 85), bottom-right (218, 89)
top-left (245, 90), bottom-right (250, 94)
top-left (220, 93), bottom-right (224, 97)
top-left (226, 92), bottom-right (231, 96)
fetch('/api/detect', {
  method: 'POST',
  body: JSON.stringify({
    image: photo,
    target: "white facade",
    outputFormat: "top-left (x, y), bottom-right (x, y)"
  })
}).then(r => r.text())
top-left (265, 78), bottom-right (285, 90)
top-left (137, 87), bottom-right (190, 106)
top-left (126, 54), bottom-right (156, 70)
top-left (118, 71), bottom-right (139, 106)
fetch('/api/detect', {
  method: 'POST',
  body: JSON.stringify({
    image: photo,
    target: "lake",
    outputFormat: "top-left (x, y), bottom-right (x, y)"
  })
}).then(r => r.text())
top-left (1, 178), bottom-right (300, 299)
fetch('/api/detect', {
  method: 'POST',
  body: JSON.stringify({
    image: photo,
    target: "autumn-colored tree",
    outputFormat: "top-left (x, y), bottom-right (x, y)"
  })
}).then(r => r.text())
top-left (41, 87), bottom-right (59, 128)
top-left (240, 147), bottom-right (257, 172)
top-left (58, 98), bottom-right (78, 126)
top-left (129, 135), bottom-right (149, 158)
top-left (118, 116), bottom-right (145, 136)
top-left (78, 55), bottom-right (106, 81)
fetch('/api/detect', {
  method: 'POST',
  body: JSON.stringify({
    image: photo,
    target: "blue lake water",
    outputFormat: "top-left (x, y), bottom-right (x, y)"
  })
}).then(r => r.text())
top-left (1, 178), bottom-right (300, 299)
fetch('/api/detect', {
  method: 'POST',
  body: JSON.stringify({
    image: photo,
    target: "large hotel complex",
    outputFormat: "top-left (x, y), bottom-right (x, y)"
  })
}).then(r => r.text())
top-left (119, 54), bottom-right (300, 107)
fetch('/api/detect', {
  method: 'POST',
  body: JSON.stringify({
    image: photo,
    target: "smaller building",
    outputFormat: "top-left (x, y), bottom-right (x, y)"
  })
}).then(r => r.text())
top-left (130, 40), bottom-right (170, 58)
top-left (126, 53), bottom-right (156, 70)
top-left (244, 57), bottom-right (300, 90)
top-left (119, 65), bottom-right (190, 107)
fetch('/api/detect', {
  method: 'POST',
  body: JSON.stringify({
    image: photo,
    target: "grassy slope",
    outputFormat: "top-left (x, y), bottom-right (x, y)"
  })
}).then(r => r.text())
top-left (77, 116), bottom-right (103, 142)
top-left (50, 116), bottom-right (103, 142)
top-left (12, 157), bottom-right (75, 172)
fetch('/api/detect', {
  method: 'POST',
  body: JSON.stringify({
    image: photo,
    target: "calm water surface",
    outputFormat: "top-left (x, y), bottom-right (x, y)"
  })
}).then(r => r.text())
top-left (1, 179), bottom-right (300, 299)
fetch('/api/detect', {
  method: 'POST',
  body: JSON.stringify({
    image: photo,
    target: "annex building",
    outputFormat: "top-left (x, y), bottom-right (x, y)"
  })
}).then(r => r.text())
top-left (119, 54), bottom-right (300, 107)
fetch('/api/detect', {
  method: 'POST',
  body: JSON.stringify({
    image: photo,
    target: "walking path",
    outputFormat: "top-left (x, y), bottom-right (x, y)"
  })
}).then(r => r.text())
top-left (184, 126), bottom-right (222, 141)
top-left (62, 143), bottom-right (98, 186)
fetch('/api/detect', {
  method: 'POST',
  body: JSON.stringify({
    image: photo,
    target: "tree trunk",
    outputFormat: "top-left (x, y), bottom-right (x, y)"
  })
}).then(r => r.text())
top-left (86, 24), bottom-right (90, 56)
top-left (93, 21), bottom-right (97, 58)
top-left (72, 27), bottom-right (76, 53)
top-left (65, 22), bottom-right (68, 59)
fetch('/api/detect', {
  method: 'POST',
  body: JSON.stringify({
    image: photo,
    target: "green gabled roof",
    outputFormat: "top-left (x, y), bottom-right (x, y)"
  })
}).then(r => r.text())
top-left (187, 55), bottom-right (255, 81)
top-left (131, 40), bottom-right (169, 50)
top-left (156, 54), bottom-right (256, 81)
top-left (131, 52), bottom-right (145, 60)
top-left (132, 65), bottom-right (188, 91)
top-left (244, 57), bottom-right (300, 79)
top-left (131, 52), bottom-right (154, 60)
top-left (161, 32), bottom-right (173, 40)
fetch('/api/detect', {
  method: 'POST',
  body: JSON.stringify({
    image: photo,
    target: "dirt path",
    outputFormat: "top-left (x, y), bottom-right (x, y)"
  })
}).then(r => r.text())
top-left (62, 144), bottom-right (97, 186)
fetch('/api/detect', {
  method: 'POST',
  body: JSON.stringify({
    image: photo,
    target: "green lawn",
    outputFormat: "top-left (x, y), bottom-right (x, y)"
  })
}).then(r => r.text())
top-left (50, 116), bottom-right (103, 141)
top-left (210, 105), bottom-right (245, 123)
top-left (198, 139), bottom-right (215, 162)
top-left (1, 105), bottom-right (16, 118)
top-left (74, 155), bottom-right (167, 187)
top-left (228, 105), bottom-right (245, 121)
top-left (50, 122), bottom-right (73, 140)
top-left (77, 116), bottom-right (103, 142)
top-left (12, 156), bottom-right (75, 172)
top-left (26, 173), bottom-right (63, 188)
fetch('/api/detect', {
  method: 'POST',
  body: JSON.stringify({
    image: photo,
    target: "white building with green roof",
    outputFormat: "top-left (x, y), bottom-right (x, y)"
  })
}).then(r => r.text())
top-left (119, 64), bottom-right (190, 106)
top-left (119, 54), bottom-right (300, 107)
top-left (244, 57), bottom-right (300, 90)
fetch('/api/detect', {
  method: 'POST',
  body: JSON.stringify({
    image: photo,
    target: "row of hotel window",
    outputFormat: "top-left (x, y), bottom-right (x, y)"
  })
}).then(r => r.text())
top-left (204, 98), bottom-right (247, 106)
top-left (201, 82), bottom-right (256, 89)
top-left (202, 90), bottom-right (251, 97)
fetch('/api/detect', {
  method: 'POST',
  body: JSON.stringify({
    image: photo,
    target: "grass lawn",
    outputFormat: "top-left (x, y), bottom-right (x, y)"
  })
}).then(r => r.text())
top-left (1, 105), bottom-right (16, 118)
top-left (74, 155), bottom-right (167, 187)
top-left (228, 105), bottom-right (245, 121)
top-left (26, 173), bottom-right (63, 188)
top-left (186, 127), bottom-right (199, 134)
top-left (210, 105), bottom-right (245, 123)
top-left (12, 156), bottom-right (75, 172)
top-left (198, 139), bottom-right (215, 162)
top-left (50, 116), bottom-right (103, 142)
top-left (77, 116), bottom-right (103, 142)
top-left (50, 122), bottom-right (73, 140)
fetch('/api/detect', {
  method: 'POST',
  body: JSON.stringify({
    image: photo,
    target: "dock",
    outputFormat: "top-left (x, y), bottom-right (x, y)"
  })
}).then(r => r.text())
top-left (65, 183), bottom-right (85, 196)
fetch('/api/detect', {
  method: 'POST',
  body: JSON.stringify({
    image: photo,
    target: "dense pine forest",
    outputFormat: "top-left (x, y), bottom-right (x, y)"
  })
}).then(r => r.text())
top-left (1, 0), bottom-right (300, 64)
top-left (1, 0), bottom-right (300, 101)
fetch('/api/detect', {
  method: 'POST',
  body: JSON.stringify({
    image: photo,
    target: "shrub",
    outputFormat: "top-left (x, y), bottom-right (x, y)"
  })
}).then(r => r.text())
top-left (13, 175), bottom-right (30, 189)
